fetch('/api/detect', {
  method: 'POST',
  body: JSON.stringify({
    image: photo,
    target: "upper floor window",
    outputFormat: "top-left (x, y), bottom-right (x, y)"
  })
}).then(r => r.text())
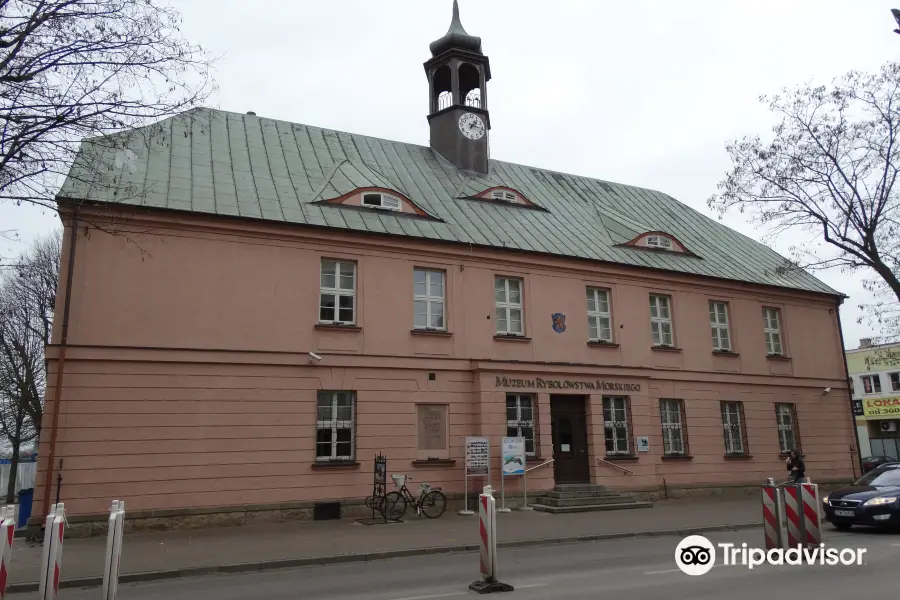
top-left (862, 374), bottom-right (882, 394)
top-left (413, 268), bottom-right (445, 330)
top-left (491, 190), bottom-right (518, 203)
top-left (890, 372), bottom-right (899, 392)
top-left (645, 235), bottom-right (673, 249)
top-left (320, 260), bottom-right (356, 325)
top-left (709, 301), bottom-right (731, 352)
top-left (763, 307), bottom-right (783, 356)
top-left (587, 288), bottom-right (613, 343)
top-left (361, 192), bottom-right (401, 211)
top-left (495, 276), bottom-right (524, 336)
top-left (649, 294), bottom-right (673, 347)
top-left (775, 403), bottom-right (800, 454)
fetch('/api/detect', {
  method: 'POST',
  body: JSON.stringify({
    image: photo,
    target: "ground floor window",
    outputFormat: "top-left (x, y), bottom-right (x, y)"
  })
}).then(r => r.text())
top-left (316, 391), bottom-right (355, 461)
top-left (660, 398), bottom-right (688, 455)
top-left (721, 400), bottom-right (748, 456)
top-left (603, 396), bottom-right (631, 455)
top-left (506, 394), bottom-right (536, 456)
top-left (775, 402), bottom-right (800, 454)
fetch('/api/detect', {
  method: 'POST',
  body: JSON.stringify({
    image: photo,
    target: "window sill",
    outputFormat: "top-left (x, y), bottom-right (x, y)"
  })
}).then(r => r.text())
top-left (766, 354), bottom-right (792, 361)
top-left (723, 454), bottom-right (753, 460)
top-left (411, 459), bottom-right (456, 467)
top-left (651, 345), bottom-right (683, 353)
top-left (588, 341), bottom-right (620, 348)
top-left (494, 335), bottom-right (531, 342)
top-left (315, 323), bottom-right (362, 332)
top-left (605, 455), bottom-right (639, 461)
top-left (713, 350), bottom-right (739, 357)
top-left (311, 460), bottom-right (361, 470)
top-left (662, 454), bottom-right (694, 460)
top-left (410, 329), bottom-right (452, 338)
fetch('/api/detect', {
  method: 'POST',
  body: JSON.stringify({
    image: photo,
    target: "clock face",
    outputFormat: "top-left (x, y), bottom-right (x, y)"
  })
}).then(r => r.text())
top-left (459, 113), bottom-right (486, 140)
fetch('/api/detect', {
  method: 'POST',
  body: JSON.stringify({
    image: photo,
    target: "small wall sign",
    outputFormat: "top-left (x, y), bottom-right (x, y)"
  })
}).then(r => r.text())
top-left (636, 436), bottom-right (650, 452)
top-left (551, 313), bottom-right (567, 333)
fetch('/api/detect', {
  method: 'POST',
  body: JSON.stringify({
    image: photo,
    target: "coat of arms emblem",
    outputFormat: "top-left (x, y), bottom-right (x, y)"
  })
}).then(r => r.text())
top-left (551, 312), bottom-right (566, 333)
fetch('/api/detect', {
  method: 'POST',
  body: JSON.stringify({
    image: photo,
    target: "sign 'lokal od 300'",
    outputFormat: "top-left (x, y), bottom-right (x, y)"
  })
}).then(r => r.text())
top-left (495, 376), bottom-right (641, 392)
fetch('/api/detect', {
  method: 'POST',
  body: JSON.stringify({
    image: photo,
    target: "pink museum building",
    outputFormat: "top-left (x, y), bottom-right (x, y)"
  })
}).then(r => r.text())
top-left (34, 4), bottom-right (856, 531)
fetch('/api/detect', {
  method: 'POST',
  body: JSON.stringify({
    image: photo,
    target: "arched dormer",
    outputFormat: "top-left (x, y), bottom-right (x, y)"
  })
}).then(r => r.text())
top-left (319, 187), bottom-right (433, 218)
top-left (474, 186), bottom-right (536, 207)
top-left (622, 231), bottom-right (695, 255)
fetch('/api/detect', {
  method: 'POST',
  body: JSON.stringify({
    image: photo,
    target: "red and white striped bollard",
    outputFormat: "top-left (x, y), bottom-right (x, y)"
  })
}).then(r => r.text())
top-left (39, 503), bottom-right (65, 600)
top-left (468, 485), bottom-right (513, 594)
top-left (761, 482), bottom-right (782, 550)
top-left (800, 483), bottom-right (822, 547)
top-left (782, 485), bottom-right (803, 548)
top-left (0, 505), bottom-right (15, 598)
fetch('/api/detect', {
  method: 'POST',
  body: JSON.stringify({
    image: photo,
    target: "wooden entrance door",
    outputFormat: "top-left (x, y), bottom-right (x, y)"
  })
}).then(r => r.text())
top-left (550, 396), bottom-right (590, 484)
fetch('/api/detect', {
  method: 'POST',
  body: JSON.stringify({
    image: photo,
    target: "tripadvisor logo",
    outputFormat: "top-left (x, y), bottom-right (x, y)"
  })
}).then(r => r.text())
top-left (675, 535), bottom-right (867, 576)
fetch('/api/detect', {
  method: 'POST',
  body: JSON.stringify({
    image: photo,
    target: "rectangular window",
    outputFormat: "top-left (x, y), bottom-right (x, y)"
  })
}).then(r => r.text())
top-left (506, 394), bottom-right (536, 456)
top-left (320, 260), bottom-right (356, 324)
top-left (775, 403), bottom-right (799, 454)
top-left (721, 401), bottom-right (748, 456)
top-left (890, 372), bottom-right (899, 392)
top-left (603, 396), bottom-right (631, 455)
top-left (413, 268), bottom-right (446, 330)
top-left (316, 391), bottom-right (355, 461)
top-left (649, 294), bottom-right (673, 347)
top-left (646, 235), bottom-right (672, 249)
top-left (495, 276), bottom-right (524, 336)
top-left (709, 301), bottom-right (731, 351)
top-left (763, 307), bottom-right (783, 355)
top-left (659, 399), bottom-right (687, 455)
top-left (416, 404), bottom-right (449, 459)
top-left (862, 374), bottom-right (882, 394)
top-left (586, 287), bottom-right (613, 343)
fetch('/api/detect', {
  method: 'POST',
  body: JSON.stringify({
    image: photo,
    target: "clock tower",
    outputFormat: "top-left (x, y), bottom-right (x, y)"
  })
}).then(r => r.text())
top-left (425, 1), bottom-right (491, 174)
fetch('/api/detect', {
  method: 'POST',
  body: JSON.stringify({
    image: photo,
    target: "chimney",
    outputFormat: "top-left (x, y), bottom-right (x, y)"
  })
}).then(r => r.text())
top-left (859, 338), bottom-right (873, 348)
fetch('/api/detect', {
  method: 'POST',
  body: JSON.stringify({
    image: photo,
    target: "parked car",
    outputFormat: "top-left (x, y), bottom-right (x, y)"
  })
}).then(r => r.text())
top-left (861, 456), bottom-right (894, 473)
top-left (823, 463), bottom-right (900, 531)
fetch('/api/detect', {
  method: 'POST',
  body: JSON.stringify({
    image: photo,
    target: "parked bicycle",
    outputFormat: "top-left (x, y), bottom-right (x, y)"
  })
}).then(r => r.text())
top-left (383, 474), bottom-right (447, 519)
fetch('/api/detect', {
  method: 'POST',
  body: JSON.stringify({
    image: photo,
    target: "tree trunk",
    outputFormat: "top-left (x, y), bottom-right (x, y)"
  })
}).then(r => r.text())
top-left (5, 442), bottom-right (19, 504)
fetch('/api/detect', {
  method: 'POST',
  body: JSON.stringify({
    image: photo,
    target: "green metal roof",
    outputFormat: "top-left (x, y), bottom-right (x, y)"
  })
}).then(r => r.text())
top-left (59, 107), bottom-right (840, 296)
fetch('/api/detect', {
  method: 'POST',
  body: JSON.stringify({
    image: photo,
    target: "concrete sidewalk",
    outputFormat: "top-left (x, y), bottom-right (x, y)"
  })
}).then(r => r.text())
top-left (8, 498), bottom-right (762, 592)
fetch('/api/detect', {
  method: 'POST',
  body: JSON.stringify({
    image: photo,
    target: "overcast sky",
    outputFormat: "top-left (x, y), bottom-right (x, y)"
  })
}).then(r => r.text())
top-left (2, 0), bottom-right (897, 348)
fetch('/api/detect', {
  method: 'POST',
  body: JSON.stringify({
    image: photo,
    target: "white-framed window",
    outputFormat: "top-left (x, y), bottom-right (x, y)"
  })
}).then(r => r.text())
top-left (603, 396), bottom-right (631, 455)
top-left (709, 301), bottom-right (731, 351)
top-left (495, 276), bottom-right (524, 336)
top-left (586, 287), bottom-right (613, 343)
top-left (506, 394), bottom-right (536, 456)
top-left (660, 399), bottom-right (686, 455)
top-left (413, 268), bottom-right (445, 330)
top-left (361, 192), bottom-right (401, 211)
top-left (721, 401), bottom-right (747, 456)
top-left (890, 372), bottom-right (899, 392)
top-left (649, 294), bottom-right (674, 347)
top-left (775, 403), bottom-right (799, 454)
top-left (316, 391), bottom-right (355, 461)
top-left (320, 260), bottom-right (356, 324)
top-left (646, 235), bottom-right (673, 249)
top-left (862, 374), bottom-right (882, 394)
top-left (491, 190), bottom-right (518, 203)
top-left (763, 307), bottom-right (783, 356)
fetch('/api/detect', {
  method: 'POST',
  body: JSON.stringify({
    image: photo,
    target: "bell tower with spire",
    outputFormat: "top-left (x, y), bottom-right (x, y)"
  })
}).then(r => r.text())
top-left (424, 0), bottom-right (491, 174)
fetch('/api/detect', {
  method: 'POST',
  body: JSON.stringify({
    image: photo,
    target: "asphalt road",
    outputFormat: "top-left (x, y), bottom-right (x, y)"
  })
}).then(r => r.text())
top-left (55, 527), bottom-right (899, 600)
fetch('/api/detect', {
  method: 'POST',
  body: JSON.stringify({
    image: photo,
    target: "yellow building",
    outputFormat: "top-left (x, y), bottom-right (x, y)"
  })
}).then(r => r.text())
top-left (847, 339), bottom-right (900, 459)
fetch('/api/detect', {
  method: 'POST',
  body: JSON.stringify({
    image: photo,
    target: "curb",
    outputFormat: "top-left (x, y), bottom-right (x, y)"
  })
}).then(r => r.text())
top-left (7, 521), bottom-right (762, 593)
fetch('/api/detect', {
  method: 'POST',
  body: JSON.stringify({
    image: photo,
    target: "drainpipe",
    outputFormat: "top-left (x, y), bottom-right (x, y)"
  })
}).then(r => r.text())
top-left (834, 298), bottom-right (863, 478)
top-left (40, 207), bottom-right (79, 520)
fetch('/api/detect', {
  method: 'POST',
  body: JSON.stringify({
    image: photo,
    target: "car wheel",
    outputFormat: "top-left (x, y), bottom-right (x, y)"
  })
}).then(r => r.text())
top-left (833, 522), bottom-right (852, 531)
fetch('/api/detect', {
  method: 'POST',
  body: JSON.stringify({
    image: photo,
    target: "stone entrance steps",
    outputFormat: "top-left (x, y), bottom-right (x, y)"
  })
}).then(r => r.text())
top-left (532, 484), bottom-right (653, 514)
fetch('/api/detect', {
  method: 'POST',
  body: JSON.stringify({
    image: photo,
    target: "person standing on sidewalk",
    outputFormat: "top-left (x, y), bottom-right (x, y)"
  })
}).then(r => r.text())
top-left (786, 450), bottom-right (805, 483)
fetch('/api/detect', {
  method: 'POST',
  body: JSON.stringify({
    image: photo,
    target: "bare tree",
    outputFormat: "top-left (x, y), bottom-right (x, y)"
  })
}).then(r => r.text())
top-left (0, 0), bottom-right (214, 216)
top-left (0, 231), bottom-right (59, 502)
top-left (709, 62), bottom-right (900, 341)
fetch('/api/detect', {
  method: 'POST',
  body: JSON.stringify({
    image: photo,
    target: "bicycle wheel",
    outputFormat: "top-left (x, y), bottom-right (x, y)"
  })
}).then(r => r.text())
top-left (420, 489), bottom-right (447, 519)
top-left (383, 491), bottom-right (407, 520)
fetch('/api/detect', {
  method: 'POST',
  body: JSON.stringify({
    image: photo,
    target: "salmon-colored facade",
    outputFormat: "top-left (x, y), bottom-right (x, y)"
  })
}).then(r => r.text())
top-left (34, 206), bottom-right (855, 525)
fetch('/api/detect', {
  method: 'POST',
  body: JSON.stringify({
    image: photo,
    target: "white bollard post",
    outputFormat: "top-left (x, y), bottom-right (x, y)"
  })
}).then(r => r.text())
top-left (102, 500), bottom-right (126, 600)
top-left (0, 504), bottom-right (16, 598)
top-left (41, 504), bottom-right (66, 600)
top-left (38, 504), bottom-right (56, 600)
top-left (468, 485), bottom-right (513, 594)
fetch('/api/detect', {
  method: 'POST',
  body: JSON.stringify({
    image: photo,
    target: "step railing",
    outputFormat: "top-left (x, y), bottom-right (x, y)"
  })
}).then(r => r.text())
top-left (525, 458), bottom-right (554, 473)
top-left (597, 457), bottom-right (634, 475)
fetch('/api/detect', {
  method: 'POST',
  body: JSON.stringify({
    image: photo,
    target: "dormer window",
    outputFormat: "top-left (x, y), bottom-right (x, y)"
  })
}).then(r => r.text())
top-left (645, 235), bottom-right (673, 249)
top-left (361, 193), bottom-right (401, 211)
top-left (491, 190), bottom-right (518, 203)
